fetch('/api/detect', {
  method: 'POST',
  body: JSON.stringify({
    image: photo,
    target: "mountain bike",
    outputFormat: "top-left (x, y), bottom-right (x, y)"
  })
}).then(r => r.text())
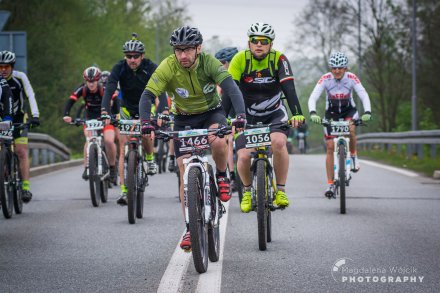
top-left (154, 116), bottom-right (171, 174)
top-left (244, 122), bottom-right (289, 251)
top-left (322, 118), bottom-right (363, 214)
top-left (0, 122), bottom-right (32, 218)
top-left (118, 119), bottom-right (148, 224)
top-left (72, 119), bottom-right (110, 207)
top-left (155, 126), bottom-right (231, 273)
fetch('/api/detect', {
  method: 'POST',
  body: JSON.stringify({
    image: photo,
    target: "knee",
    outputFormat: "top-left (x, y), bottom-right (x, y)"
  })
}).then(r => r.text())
top-left (271, 137), bottom-right (286, 153)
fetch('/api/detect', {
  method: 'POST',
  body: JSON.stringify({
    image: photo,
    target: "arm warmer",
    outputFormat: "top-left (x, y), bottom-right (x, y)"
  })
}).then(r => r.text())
top-left (219, 76), bottom-right (245, 116)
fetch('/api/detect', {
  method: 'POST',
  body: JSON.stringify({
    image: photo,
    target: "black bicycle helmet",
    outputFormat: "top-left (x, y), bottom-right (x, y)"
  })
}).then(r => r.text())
top-left (170, 26), bottom-right (203, 47)
top-left (123, 32), bottom-right (145, 53)
top-left (0, 51), bottom-right (16, 65)
top-left (215, 47), bottom-right (238, 63)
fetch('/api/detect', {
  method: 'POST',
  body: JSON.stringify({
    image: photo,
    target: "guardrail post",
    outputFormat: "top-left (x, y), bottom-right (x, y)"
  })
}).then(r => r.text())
top-left (31, 148), bottom-right (39, 167)
top-left (417, 144), bottom-right (424, 159)
top-left (431, 144), bottom-right (437, 159)
top-left (406, 144), bottom-right (412, 158)
top-left (41, 149), bottom-right (48, 165)
top-left (49, 151), bottom-right (55, 164)
top-left (397, 144), bottom-right (402, 155)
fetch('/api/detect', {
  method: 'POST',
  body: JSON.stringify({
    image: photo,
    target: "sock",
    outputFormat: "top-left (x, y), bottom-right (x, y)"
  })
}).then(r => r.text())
top-left (121, 184), bottom-right (128, 193)
top-left (216, 169), bottom-right (227, 177)
top-left (230, 171), bottom-right (236, 180)
top-left (327, 180), bottom-right (334, 185)
top-left (350, 152), bottom-right (357, 157)
top-left (244, 184), bottom-right (252, 192)
top-left (22, 180), bottom-right (30, 191)
top-left (276, 184), bottom-right (285, 192)
top-left (145, 153), bottom-right (154, 161)
top-left (170, 155), bottom-right (175, 161)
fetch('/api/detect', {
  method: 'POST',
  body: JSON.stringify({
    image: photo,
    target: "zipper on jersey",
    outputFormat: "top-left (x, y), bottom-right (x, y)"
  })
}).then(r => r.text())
top-left (188, 72), bottom-right (196, 94)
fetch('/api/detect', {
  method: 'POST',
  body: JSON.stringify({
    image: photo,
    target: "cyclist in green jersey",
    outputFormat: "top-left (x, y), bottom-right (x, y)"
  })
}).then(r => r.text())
top-left (139, 26), bottom-right (246, 250)
top-left (226, 22), bottom-right (305, 213)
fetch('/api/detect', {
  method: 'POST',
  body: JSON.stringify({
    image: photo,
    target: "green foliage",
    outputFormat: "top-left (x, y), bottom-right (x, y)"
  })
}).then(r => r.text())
top-left (0, 0), bottom-right (187, 152)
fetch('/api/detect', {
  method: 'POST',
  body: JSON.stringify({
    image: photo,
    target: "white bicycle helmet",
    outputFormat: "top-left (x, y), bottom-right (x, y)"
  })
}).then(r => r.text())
top-left (0, 51), bottom-right (16, 64)
top-left (247, 22), bottom-right (275, 40)
top-left (123, 32), bottom-right (145, 53)
top-left (328, 52), bottom-right (348, 68)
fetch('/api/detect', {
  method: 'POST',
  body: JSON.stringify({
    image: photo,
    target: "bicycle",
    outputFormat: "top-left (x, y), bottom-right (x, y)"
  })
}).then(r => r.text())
top-left (155, 126), bottom-right (231, 273)
top-left (117, 119), bottom-right (148, 224)
top-left (71, 118), bottom-right (110, 207)
top-left (0, 121), bottom-right (32, 218)
top-left (154, 115), bottom-right (171, 174)
top-left (243, 122), bottom-right (289, 251)
top-left (321, 118), bottom-right (363, 214)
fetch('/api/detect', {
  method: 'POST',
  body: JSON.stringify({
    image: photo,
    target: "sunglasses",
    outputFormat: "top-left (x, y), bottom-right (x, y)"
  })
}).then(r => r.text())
top-left (331, 67), bottom-right (346, 70)
top-left (249, 37), bottom-right (271, 45)
top-left (125, 54), bottom-right (141, 60)
top-left (174, 47), bottom-right (196, 54)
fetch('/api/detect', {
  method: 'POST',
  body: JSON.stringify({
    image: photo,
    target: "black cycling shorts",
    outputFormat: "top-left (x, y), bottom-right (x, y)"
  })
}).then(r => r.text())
top-left (324, 106), bottom-right (358, 139)
top-left (173, 107), bottom-right (227, 158)
top-left (235, 106), bottom-right (289, 152)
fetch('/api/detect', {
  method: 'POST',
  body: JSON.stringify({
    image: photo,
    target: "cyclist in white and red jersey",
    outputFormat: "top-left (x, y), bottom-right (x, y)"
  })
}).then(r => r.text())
top-left (308, 52), bottom-right (372, 197)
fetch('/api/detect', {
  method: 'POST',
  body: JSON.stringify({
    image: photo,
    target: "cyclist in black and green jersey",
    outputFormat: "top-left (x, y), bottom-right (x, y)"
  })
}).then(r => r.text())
top-left (226, 22), bottom-right (305, 213)
top-left (139, 26), bottom-right (246, 251)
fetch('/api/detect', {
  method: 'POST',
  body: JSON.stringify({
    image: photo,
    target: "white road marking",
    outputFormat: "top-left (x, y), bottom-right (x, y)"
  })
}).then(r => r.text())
top-left (196, 201), bottom-right (230, 293)
top-left (157, 201), bottom-right (231, 293)
top-left (362, 159), bottom-right (419, 177)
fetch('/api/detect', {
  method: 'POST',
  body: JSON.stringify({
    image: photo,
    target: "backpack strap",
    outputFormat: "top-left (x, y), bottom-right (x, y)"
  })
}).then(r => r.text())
top-left (268, 50), bottom-right (277, 78)
top-left (244, 49), bottom-right (277, 77)
top-left (244, 50), bottom-right (252, 75)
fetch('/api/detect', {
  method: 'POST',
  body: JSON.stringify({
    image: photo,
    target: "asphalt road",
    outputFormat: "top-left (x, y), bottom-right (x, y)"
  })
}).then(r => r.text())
top-left (1, 155), bottom-right (439, 293)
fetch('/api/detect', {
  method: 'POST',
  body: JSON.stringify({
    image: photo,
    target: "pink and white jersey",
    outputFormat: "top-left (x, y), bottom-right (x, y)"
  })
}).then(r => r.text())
top-left (308, 72), bottom-right (371, 114)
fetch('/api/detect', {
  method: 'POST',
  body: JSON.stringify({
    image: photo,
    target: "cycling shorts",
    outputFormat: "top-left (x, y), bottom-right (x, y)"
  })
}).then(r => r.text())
top-left (324, 106), bottom-right (358, 140)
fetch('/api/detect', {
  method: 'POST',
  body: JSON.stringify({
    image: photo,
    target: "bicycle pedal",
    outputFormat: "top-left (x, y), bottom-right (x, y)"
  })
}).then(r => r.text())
top-left (181, 247), bottom-right (192, 253)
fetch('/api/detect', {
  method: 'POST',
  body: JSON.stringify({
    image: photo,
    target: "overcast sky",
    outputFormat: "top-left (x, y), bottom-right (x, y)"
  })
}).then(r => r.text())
top-left (180, 0), bottom-right (309, 55)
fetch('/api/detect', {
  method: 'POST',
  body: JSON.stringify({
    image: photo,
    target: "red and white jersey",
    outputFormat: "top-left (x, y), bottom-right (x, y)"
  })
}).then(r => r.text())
top-left (308, 72), bottom-right (371, 114)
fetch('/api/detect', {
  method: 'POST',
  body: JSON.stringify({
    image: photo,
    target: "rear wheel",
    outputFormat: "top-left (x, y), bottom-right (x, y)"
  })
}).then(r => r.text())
top-left (88, 144), bottom-right (101, 207)
top-left (0, 149), bottom-right (13, 218)
top-left (338, 144), bottom-right (346, 214)
top-left (126, 150), bottom-right (138, 224)
top-left (207, 166), bottom-right (220, 262)
top-left (12, 155), bottom-right (23, 214)
top-left (100, 151), bottom-right (109, 203)
top-left (255, 160), bottom-right (268, 251)
top-left (188, 167), bottom-right (208, 273)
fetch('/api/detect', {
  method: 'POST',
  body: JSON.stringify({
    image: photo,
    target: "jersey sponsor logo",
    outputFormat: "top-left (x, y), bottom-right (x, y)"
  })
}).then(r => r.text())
top-left (203, 83), bottom-right (216, 94)
top-left (218, 66), bottom-right (227, 73)
top-left (347, 73), bottom-right (360, 84)
top-left (244, 76), bottom-right (254, 83)
top-left (282, 59), bottom-right (290, 76)
top-left (253, 77), bottom-right (275, 84)
top-left (175, 88), bottom-right (189, 98)
top-left (152, 76), bottom-right (159, 84)
top-left (318, 73), bottom-right (332, 84)
top-left (330, 93), bottom-right (350, 100)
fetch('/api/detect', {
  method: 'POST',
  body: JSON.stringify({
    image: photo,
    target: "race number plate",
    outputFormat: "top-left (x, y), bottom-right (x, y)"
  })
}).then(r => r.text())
top-left (177, 129), bottom-right (209, 152)
top-left (329, 121), bottom-right (350, 136)
top-left (0, 126), bottom-right (14, 140)
top-left (244, 127), bottom-right (271, 148)
top-left (85, 119), bottom-right (103, 131)
top-left (119, 120), bottom-right (141, 135)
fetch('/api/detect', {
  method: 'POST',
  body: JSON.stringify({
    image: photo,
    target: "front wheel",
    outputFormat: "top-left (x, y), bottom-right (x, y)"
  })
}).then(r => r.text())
top-left (88, 144), bottom-right (101, 207)
top-left (100, 151), bottom-right (109, 203)
top-left (0, 149), bottom-right (13, 218)
top-left (255, 160), bottom-right (268, 251)
top-left (188, 167), bottom-right (208, 273)
top-left (207, 166), bottom-right (220, 262)
top-left (12, 154), bottom-right (23, 214)
top-left (338, 144), bottom-right (346, 214)
top-left (126, 150), bottom-right (138, 224)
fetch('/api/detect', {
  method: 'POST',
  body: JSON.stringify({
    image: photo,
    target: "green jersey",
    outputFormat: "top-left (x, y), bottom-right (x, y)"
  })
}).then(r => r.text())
top-left (145, 52), bottom-right (230, 115)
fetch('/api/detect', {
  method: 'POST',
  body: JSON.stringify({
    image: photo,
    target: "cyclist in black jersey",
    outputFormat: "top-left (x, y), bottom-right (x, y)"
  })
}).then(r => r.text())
top-left (101, 33), bottom-right (168, 205)
top-left (63, 66), bottom-right (118, 183)
top-left (0, 50), bottom-right (40, 203)
top-left (0, 76), bottom-right (13, 121)
top-left (226, 22), bottom-right (305, 213)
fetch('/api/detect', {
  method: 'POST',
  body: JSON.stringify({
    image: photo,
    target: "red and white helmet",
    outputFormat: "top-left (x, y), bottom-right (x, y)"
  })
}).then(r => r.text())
top-left (83, 66), bottom-right (101, 82)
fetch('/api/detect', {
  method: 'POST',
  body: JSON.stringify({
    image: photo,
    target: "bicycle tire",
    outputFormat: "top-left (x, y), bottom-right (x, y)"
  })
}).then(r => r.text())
top-left (136, 190), bottom-right (144, 219)
top-left (0, 149), bottom-right (13, 218)
top-left (236, 171), bottom-right (243, 204)
top-left (100, 151), bottom-right (109, 203)
top-left (88, 144), bottom-right (101, 207)
top-left (188, 167), bottom-right (208, 273)
top-left (255, 160), bottom-right (268, 251)
top-left (157, 140), bottom-right (165, 174)
top-left (339, 144), bottom-right (346, 214)
top-left (207, 165), bottom-right (220, 262)
top-left (127, 150), bottom-right (138, 224)
top-left (12, 154), bottom-right (23, 214)
top-left (267, 206), bottom-right (272, 243)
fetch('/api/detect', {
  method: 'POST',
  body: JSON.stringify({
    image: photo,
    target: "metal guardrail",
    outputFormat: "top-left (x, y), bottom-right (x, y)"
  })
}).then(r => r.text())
top-left (28, 133), bottom-right (71, 167)
top-left (357, 130), bottom-right (440, 159)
